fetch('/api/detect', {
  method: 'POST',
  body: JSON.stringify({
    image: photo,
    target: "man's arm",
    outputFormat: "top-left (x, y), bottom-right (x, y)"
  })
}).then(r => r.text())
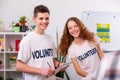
top-left (16, 60), bottom-right (54, 77)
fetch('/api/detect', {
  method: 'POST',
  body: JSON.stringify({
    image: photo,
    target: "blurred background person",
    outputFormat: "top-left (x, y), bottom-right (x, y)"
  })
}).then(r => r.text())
top-left (95, 51), bottom-right (120, 80)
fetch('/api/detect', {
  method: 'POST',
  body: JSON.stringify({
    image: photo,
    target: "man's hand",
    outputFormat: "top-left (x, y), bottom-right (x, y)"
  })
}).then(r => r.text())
top-left (40, 68), bottom-right (55, 77)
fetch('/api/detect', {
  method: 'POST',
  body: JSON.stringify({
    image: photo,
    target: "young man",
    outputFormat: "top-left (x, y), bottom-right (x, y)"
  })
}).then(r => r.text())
top-left (16, 5), bottom-right (62, 80)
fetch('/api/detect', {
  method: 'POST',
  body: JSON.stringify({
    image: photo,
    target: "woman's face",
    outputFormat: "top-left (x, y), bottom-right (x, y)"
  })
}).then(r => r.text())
top-left (67, 20), bottom-right (80, 38)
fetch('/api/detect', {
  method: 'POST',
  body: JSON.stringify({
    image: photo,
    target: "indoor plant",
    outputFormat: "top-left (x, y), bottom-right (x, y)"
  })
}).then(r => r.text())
top-left (9, 55), bottom-right (17, 69)
top-left (0, 60), bottom-right (2, 69)
top-left (12, 22), bottom-right (20, 32)
top-left (55, 28), bottom-right (70, 80)
top-left (19, 16), bottom-right (27, 26)
top-left (12, 16), bottom-right (28, 32)
top-left (0, 76), bottom-right (3, 80)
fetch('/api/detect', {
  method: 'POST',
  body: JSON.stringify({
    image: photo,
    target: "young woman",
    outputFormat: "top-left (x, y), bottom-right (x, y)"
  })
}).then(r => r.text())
top-left (58, 17), bottom-right (104, 80)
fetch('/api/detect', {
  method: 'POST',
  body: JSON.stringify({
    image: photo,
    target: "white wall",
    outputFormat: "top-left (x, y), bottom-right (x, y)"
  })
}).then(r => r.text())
top-left (0, 0), bottom-right (120, 46)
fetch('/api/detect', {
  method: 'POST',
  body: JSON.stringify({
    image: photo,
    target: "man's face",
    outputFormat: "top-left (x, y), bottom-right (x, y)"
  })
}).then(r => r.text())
top-left (33, 12), bottom-right (50, 31)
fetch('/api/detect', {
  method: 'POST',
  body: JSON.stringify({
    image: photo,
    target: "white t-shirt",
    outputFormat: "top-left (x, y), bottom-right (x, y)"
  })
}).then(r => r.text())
top-left (17, 31), bottom-right (57, 80)
top-left (68, 39), bottom-right (100, 80)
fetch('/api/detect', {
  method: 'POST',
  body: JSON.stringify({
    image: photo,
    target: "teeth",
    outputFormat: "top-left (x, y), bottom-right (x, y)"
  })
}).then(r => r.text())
top-left (73, 31), bottom-right (77, 34)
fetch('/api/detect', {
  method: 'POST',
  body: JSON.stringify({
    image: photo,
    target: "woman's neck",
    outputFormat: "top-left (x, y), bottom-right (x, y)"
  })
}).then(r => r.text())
top-left (73, 38), bottom-right (85, 46)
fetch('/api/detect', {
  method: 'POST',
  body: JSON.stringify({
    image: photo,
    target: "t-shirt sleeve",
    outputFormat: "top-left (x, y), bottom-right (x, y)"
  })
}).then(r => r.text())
top-left (50, 36), bottom-right (57, 58)
top-left (17, 37), bottom-right (31, 63)
top-left (68, 46), bottom-right (76, 58)
top-left (53, 44), bottom-right (57, 58)
top-left (94, 34), bottom-right (100, 45)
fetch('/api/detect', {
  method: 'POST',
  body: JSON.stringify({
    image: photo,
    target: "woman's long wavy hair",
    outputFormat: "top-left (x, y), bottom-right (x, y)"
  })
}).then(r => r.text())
top-left (58, 17), bottom-right (96, 56)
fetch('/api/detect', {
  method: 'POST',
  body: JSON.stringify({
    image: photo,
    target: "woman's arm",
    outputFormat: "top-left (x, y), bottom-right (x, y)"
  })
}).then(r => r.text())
top-left (71, 58), bottom-right (88, 77)
top-left (53, 58), bottom-right (68, 71)
top-left (97, 44), bottom-right (104, 60)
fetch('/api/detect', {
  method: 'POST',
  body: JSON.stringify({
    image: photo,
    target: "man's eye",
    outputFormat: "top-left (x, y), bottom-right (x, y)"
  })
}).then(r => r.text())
top-left (39, 18), bottom-right (43, 20)
top-left (46, 18), bottom-right (49, 20)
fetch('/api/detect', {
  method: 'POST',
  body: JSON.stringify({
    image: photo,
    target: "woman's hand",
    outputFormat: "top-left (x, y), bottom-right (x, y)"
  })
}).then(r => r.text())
top-left (58, 62), bottom-right (69, 71)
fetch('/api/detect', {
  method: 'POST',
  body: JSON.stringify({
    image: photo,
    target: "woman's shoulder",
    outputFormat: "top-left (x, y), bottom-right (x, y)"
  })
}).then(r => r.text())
top-left (91, 34), bottom-right (100, 45)
top-left (68, 43), bottom-right (77, 53)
